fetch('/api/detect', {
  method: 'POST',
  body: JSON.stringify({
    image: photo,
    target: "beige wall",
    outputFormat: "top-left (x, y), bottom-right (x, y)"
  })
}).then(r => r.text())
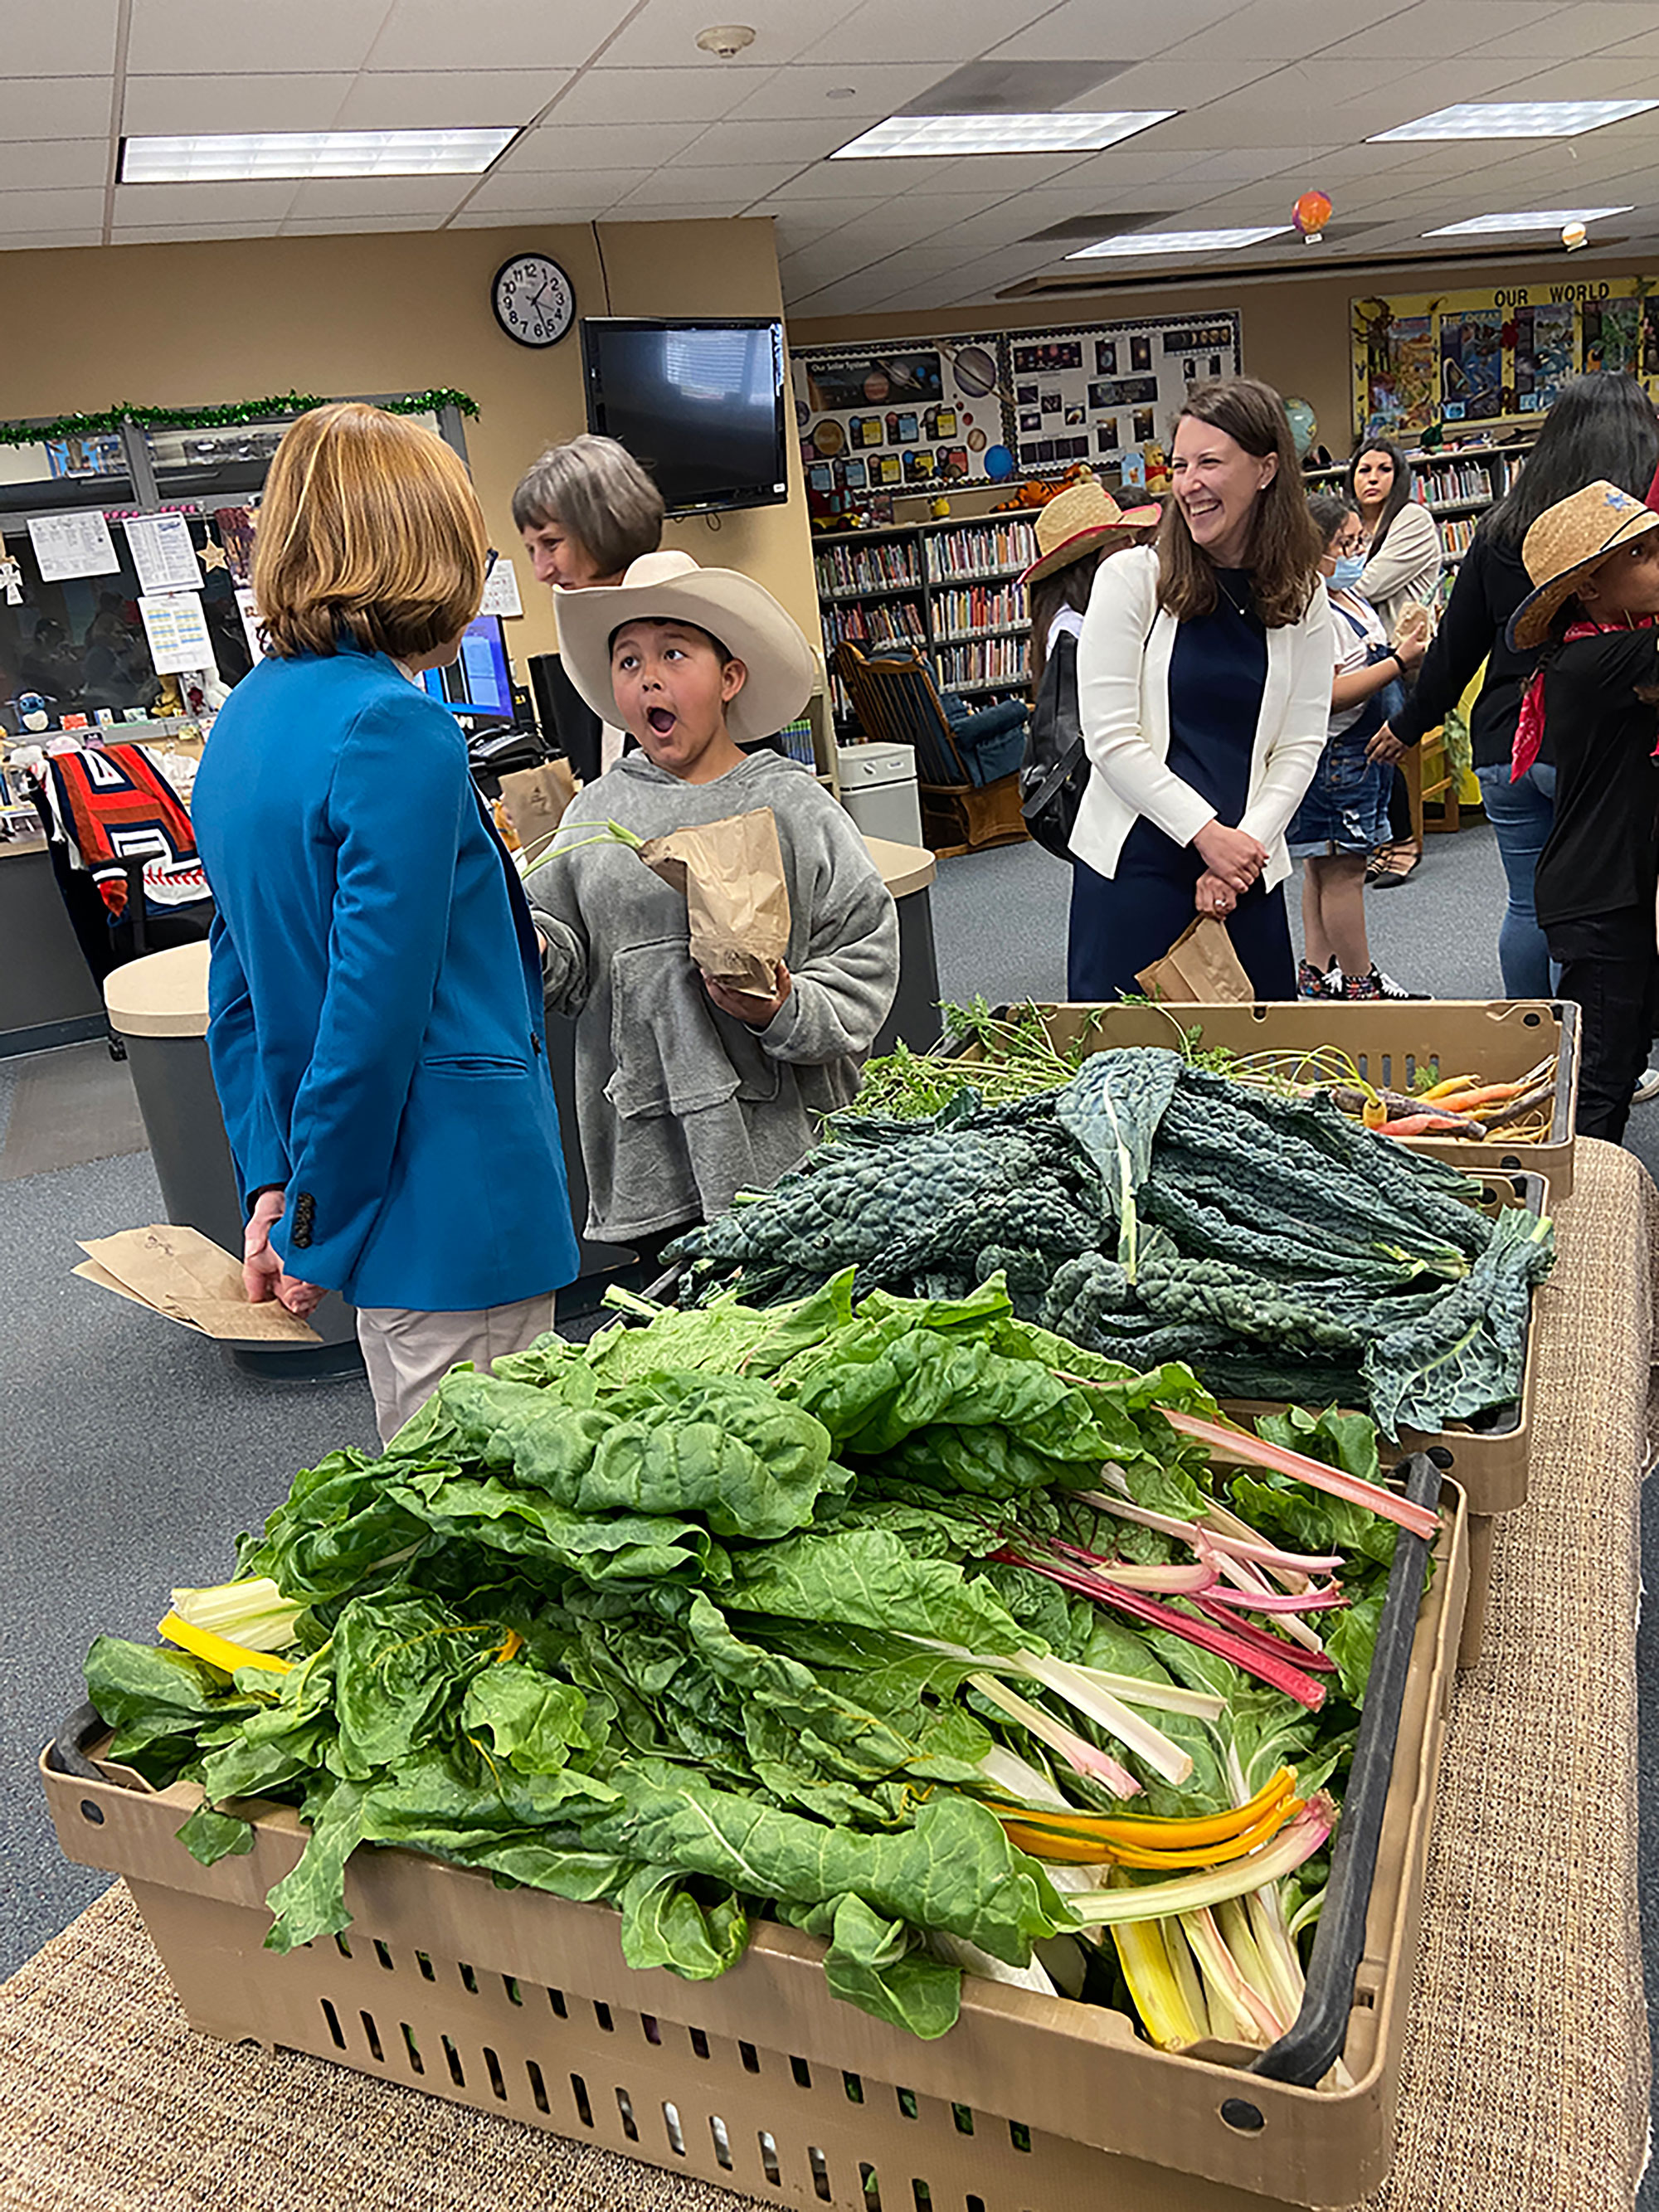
top-left (0, 216), bottom-right (821, 669)
top-left (789, 250), bottom-right (1659, 467)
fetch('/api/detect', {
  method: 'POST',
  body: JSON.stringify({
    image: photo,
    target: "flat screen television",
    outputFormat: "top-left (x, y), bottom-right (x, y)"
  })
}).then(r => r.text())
top-left (581, 317), bottom-right (789, 516)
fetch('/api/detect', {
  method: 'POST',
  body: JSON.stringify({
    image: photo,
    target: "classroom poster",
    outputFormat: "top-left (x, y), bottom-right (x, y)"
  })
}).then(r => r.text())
top-left (1352, 275), bottom-right (1659, 438)
top-left (791, 337), bottom-right (1007, 515)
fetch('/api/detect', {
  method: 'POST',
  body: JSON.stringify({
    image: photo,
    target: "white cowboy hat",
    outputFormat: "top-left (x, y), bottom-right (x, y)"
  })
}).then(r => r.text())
top-left (552, 551), bottom-right (816, 748)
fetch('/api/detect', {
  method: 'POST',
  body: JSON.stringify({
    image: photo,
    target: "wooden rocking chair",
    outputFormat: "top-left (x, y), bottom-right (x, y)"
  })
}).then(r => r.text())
top-left (834, 641), bottom-right (1028, 858)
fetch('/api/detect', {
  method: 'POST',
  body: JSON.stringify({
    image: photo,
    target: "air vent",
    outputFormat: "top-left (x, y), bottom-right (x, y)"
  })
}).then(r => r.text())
top-left (1024, 211), bottom-right (1180, 243)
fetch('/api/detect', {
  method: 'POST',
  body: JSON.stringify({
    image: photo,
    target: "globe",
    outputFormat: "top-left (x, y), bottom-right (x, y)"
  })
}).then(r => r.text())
top-left (1283, 396), bottom-right (1317, 458)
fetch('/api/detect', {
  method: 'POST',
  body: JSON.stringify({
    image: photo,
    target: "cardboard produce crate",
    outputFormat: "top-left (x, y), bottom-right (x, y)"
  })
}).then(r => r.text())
top-left (966, 999), bottom-right (1579, 1198)
top-left (43, 1473), bottom-right (1467, 2212)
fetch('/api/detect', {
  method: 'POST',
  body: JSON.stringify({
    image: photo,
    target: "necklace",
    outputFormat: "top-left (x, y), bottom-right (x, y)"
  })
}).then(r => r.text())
top-left (1214, 572), bottom-right (1253, 620)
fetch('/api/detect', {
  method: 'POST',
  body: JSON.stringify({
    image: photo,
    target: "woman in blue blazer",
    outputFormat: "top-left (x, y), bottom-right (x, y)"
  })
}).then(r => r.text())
top-left (192, 403), bottom-right (578, 1441)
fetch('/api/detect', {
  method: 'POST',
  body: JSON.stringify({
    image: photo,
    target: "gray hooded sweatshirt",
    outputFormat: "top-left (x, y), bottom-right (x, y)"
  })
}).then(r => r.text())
top-left (528, 748), bottom-right (898, 1244)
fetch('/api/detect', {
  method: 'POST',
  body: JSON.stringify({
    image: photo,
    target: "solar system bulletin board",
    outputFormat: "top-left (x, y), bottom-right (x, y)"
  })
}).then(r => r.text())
top-left (791, 313), bottom-right (1243, 518)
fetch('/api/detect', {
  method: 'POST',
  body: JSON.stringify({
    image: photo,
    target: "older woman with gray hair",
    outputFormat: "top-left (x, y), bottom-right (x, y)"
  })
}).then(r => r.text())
top-left (514, 434), bottom-right (666, 775)
top-left (514, 432), bottom-right (665, 591)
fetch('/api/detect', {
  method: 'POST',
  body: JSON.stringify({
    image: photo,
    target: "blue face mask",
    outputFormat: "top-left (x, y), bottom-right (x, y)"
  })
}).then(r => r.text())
top-left (1330, 553), bottom-right (1366, 590)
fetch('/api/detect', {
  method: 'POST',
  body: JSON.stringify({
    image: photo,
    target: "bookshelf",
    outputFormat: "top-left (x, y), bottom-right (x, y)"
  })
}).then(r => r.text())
top-left (814, 513), bottom-right (1039, 722)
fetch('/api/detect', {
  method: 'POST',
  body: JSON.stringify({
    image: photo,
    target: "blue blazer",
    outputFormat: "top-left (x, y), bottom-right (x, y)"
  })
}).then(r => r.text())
top-left (192, 643), bottom-right (580, 1311)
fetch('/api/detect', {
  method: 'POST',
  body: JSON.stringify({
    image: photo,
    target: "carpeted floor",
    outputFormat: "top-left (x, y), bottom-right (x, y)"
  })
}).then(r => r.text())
top-left (0, 1041), bottom-right (147, 1182)
top-left (3, 822), bottom-right (1657, 2205)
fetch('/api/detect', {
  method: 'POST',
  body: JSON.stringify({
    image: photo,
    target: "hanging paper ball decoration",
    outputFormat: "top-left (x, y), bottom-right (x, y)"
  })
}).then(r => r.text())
top-left (1562, 221), bottom-right (1588, 252)
top-left (1293, 189), bottom-right (1332, 241)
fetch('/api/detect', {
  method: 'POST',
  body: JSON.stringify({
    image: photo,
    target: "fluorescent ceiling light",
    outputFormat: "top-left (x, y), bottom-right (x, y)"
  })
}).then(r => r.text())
top-left (830, 111), bottom-right (1176, 159)
top-left (1423, 207), bottom-right (1633, 236)
top-left (1371, 100), bottom-right (1657, 142)
top-left (121, 129), bottom-right (517, 183)
top-left (1068, 226), bottom-right (1292, 259)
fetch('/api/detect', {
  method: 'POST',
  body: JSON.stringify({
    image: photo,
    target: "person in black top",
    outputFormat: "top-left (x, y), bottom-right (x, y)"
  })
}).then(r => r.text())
top-left (1370, 372), bottom-right (1659, 995)
top-left (1506, 481), bottom-right (1659, 1141)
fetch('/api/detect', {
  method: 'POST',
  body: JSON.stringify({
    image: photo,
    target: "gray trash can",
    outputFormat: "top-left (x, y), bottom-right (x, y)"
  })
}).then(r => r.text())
top-left (104, 945), bottom-right (362, 1381)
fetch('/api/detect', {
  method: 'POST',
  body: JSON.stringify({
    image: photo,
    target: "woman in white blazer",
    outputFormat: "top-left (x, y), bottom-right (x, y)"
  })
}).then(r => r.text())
top-left (1069, 378), bottom-right (1335, 999)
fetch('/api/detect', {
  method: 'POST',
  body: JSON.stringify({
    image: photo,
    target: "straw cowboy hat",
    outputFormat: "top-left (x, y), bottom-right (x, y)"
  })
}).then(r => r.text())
top-left (553, 550), bottom-right (816, 747)
top-left (1506, 479), bottom-right (1659, 650)
top-left (1017, 474), bottom-right (1162, 587)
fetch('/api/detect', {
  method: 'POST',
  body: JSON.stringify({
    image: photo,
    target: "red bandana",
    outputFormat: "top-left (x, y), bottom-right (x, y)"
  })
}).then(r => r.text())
top-left (1511, 615), bottom-right (1658, 782)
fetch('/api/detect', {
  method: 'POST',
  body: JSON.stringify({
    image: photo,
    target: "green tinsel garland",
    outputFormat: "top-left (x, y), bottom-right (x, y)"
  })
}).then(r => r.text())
top-left (0, 388), bottom-right (479, 449)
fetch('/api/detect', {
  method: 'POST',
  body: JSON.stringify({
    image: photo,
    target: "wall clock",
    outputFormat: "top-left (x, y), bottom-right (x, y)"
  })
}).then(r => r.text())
top-left (491, 253), bottom-right (576, 348)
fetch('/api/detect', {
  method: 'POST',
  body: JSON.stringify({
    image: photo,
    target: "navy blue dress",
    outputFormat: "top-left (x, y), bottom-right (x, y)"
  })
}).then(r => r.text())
top-left (1068, 570), bottom-right (1296, 1001)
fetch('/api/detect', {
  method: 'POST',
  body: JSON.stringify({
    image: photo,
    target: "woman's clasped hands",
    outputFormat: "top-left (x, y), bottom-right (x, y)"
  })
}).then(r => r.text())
top-left (1192, 818), bottom-right (1267, 917)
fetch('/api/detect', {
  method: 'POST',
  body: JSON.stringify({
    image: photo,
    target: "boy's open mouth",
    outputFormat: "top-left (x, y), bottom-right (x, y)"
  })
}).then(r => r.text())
top-left (646, 707), bottom-right (677, 736)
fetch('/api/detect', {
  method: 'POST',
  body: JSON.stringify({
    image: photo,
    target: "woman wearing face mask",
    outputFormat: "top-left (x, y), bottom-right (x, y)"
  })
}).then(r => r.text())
top-left (1289, 495), bottom-right (1428, 998)
top-left (1346, 438), bottom-right (1443, 887)
top-left (1068, 378), bottom-right (1332, 1000)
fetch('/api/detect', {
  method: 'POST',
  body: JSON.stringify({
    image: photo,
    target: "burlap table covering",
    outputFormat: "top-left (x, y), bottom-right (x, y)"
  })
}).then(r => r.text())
top-left (1, 1141), bottom-right (1651, 2212)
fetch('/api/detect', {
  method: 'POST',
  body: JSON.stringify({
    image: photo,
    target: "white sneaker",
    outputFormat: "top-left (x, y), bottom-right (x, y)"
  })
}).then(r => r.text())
top-left (1374, 970), bottom-right (1429, 1001)
top-left (1633, 1067), bottom-right (1659, 1106)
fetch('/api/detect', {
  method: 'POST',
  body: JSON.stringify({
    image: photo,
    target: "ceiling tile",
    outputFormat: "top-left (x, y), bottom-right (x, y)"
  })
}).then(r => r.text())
top-left (110, 219), bottom-right (291, 241)
top-left (603, 198), bottom-right (752, 219)
top-left (0, 186), bottom-right (107, 227)
top-left (989, 0), bottom-right (1258, 61)
top-left (800, 0), bottom-right (1056, 66)
top-left (126, 0), bottom-right (387, 75)
top-left (283, 173), bottom-right (473, 216)
top-left (121, 74), bottom-right (356, 135)
top-left (600, 0), bottom-right (864, 70)
top-left (757, 153), bottom-right (976, 202)
top-left (2, 228), bottom-right (105, 249)
top-left (0, 79), bottom-right (113, 138)
top-left (498, 121), bottom-right (705, 172)
top-left (112, 179), bottom-right (299, 223)
top-left (1486, 53), bottom-right (1659, 98)
top-left (458, 166), bottom-right (650, 212)
top-left (365, 0), bottom-right (633, 74)
top-left (0, 140), bottom-right (108, 191)
top-left (616, 165), bottom-right (790, 205)
top-left (6, 0), bottom-right (119, 75)
top-left (679, 117), bottom-right (855, 167)
top-left (1318, 0), bottom-right (1561, 60)
top-left (723, 63), bottom-right (949, 123)
top-left (279, 213), bottom-right (446, 234)
top-left (548, 64), bottom-right (779, 126)
top-left (331, 71), bottom-right (571, 128)
top-left (450, 202), bottom-right (617, 225)
top-left (1461, 1), bottom-right (1659, 58)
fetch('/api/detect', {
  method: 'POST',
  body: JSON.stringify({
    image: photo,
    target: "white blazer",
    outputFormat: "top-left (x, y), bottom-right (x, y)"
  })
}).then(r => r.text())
top-left (1070, 546), bottom-right (1335, 892)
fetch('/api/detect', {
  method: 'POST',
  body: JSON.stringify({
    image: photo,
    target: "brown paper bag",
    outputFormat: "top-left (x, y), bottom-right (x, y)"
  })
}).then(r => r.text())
top-left (74, 1226), bottom-right (323, 1343)
top-left (639, 807), bottom-right (792, 998)
top-left (1134, 915), bottom-right (1255, 1003)
top-left (499, 760), bottom-right (578, 867)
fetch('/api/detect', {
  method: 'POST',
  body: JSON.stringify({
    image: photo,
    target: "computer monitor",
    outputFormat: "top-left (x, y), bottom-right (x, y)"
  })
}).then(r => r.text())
top-left (423, 615), bottom-right (514, 718)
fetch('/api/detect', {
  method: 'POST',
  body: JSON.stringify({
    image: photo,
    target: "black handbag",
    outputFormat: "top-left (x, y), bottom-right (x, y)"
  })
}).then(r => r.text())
top-left (1019, 629), bottom-right (1086, 861)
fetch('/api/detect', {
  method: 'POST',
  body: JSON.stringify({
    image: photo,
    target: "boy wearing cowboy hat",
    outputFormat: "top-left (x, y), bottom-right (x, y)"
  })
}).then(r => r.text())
top-left (1506, 479), bottom-right (1659, 1140)
top-left (528, 551), bottom-right (898, 1256)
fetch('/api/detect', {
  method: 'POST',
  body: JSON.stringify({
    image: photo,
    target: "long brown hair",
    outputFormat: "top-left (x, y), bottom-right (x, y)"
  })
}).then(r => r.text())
top-left (254, 402), bottom-right (487, 660)
top-left (1027, 557), bottom-right (1098, 685)
top-left (1157, 377), bottom-right (1322, 629)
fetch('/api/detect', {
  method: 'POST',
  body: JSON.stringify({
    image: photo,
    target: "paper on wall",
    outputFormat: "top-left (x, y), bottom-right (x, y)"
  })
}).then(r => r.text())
top-left (480, 557), bottom-right (523, 618)
top-left (139, 591), bottom-right (215, 675)
top-left (235, 586), bottom-right (265, 664)
top-left (124, 512), bottom-right (203, 594)
top-left (27, 510), bottom-right (119, 583)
